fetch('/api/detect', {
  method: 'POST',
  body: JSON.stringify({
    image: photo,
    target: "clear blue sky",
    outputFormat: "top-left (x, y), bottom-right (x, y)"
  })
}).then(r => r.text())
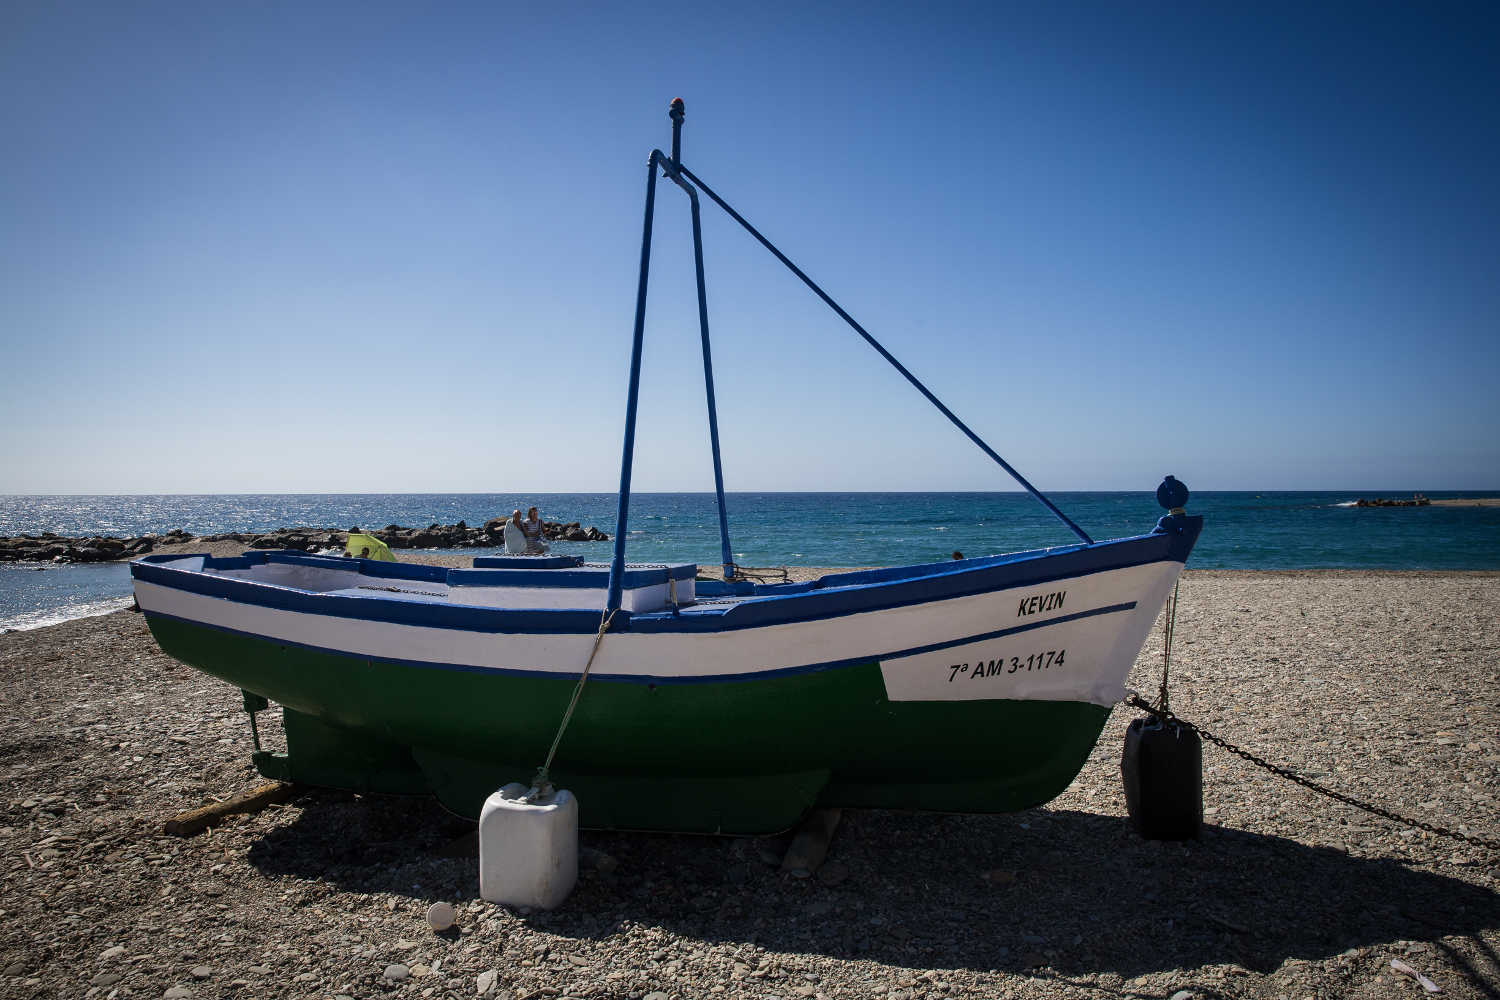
top-left (3, 1), bottom-right (1496, 493)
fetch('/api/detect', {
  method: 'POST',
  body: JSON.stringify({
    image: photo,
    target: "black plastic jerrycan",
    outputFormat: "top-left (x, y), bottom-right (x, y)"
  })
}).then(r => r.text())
top-left (1122, 714), bottom-right (1203, 840)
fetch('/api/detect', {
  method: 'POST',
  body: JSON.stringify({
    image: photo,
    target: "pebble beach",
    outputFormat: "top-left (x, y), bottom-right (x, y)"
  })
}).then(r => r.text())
top-left (1, 569), bottom-right (1497, 999)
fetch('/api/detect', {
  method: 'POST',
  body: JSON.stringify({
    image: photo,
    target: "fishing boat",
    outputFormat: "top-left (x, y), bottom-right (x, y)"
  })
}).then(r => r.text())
top-left (131, 101), bottom-right (1202, 834)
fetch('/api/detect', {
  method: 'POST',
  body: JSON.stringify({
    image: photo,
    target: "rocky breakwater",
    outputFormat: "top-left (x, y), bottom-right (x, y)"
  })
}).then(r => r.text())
top-left (276, 517), bottom-right (609, 551)
top-left (1355, 494), bottom-right (1432, 507)
top-left (0, 518), bottom-right (610, 564)
top-left (0, 531), bottom-right (178, 564)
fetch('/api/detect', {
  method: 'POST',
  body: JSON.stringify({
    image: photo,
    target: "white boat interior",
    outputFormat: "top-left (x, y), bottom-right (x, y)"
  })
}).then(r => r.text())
top-left (158, 551), bottom-right (699, 613)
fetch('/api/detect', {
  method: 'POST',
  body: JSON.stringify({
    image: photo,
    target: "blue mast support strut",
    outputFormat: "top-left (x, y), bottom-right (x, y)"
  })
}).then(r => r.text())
top-left (688, 191), bottom-right (735, 579)
top-left (664, 100), bottom-right (735, 580)
top-left (606, 151), bottom-right (662, 613)
top-left (675, 161), bottom-right (1093, 546)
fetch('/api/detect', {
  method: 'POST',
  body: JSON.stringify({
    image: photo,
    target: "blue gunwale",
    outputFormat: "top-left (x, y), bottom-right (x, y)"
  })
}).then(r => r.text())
top-left (130, 514), bottom-right (1201, 636)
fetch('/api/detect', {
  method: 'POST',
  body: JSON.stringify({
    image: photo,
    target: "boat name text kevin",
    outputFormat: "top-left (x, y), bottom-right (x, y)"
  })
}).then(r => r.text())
top-left (1017, 590), bottom-right (1066, 617)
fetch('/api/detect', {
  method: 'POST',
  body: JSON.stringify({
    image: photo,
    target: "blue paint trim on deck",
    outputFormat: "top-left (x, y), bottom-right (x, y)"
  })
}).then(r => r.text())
top-left (137, 549), bottom-right (697, 593)
top-left (473, 555), bottom-right (585, 569)
top-left (138, 550), bottom-right (453, 584)
top-left (449, 562), bottom-right (696, 589)
top-left (132, 560), bottom-right (627, 635)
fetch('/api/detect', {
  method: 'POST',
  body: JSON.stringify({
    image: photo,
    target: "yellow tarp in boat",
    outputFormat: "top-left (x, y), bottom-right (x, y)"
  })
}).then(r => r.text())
top-left (345, 532), bottom-right (395, 561)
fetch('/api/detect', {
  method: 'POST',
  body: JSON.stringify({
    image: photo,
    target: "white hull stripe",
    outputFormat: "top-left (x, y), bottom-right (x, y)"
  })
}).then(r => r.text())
top-left (140, 598), bottom-right (1138, 686)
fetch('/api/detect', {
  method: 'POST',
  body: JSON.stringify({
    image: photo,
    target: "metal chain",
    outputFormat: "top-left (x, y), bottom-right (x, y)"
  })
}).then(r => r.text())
top-left (1125, 696), bottom-right (1499, 851)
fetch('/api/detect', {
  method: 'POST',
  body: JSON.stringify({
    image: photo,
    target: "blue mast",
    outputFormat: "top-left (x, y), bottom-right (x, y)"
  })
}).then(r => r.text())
top-left (605, 150), bottom-right (661, 613)
top-left (608, 100), bottom-right (1097, 613)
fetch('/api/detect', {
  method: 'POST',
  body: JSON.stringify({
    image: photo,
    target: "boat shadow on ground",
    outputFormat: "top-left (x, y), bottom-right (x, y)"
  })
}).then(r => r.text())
top-left (246, 791), bottom-right (1499, 981)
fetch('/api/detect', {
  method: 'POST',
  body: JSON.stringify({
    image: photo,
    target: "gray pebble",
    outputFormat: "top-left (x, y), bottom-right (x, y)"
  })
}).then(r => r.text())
top-left (164, 988), bottom-right (193, 1000)
top-left (190, 965), bottom-right (212, 979)
top-left (384, 963), bottom-right (411, 981)
top-left (427, 900), bottom-right (457, 931)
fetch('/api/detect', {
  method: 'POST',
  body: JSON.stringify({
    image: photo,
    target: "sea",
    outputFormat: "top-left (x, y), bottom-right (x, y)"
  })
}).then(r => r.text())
top-left (2, 491), bottom-right (1498, 631)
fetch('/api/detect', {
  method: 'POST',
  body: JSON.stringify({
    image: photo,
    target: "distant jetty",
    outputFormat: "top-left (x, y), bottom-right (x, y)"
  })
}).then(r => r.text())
top-left (1352, 495), bottom-right (1500, 508)
top-left (0, 517), bottom-right (610, 565)
top-left (1355, 494), bottom-right (1431, 507)
top-left (1429, 497), bottom-right (1500, 507)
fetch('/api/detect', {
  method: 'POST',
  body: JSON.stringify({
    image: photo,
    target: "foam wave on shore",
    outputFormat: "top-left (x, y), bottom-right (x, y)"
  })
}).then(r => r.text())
top-left (1, 595), bottom-right (133, 633)
top-left (0, 561), bottom-right (134, 633)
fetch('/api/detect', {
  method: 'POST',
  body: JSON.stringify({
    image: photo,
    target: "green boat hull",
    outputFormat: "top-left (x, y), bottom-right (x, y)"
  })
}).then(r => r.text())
top-left (148, 614), bottom-right (1112, 833)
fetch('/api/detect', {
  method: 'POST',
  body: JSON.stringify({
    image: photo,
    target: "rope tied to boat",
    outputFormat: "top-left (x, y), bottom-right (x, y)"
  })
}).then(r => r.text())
top-left (530, 607), bottom-right (618, 799)
top-left (1156, 579), bottom-right (1180, 714)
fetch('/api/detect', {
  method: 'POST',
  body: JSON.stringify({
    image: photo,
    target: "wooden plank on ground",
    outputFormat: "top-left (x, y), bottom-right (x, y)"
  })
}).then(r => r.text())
top-left (163, 781), bottom-right (300, 836)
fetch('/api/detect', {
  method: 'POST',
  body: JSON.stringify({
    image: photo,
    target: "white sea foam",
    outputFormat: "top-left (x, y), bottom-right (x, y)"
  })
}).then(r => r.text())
top-left (1332, 501), bottom-right (1359, 508)
top-left (0, 597), bottom-right (133, 633)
